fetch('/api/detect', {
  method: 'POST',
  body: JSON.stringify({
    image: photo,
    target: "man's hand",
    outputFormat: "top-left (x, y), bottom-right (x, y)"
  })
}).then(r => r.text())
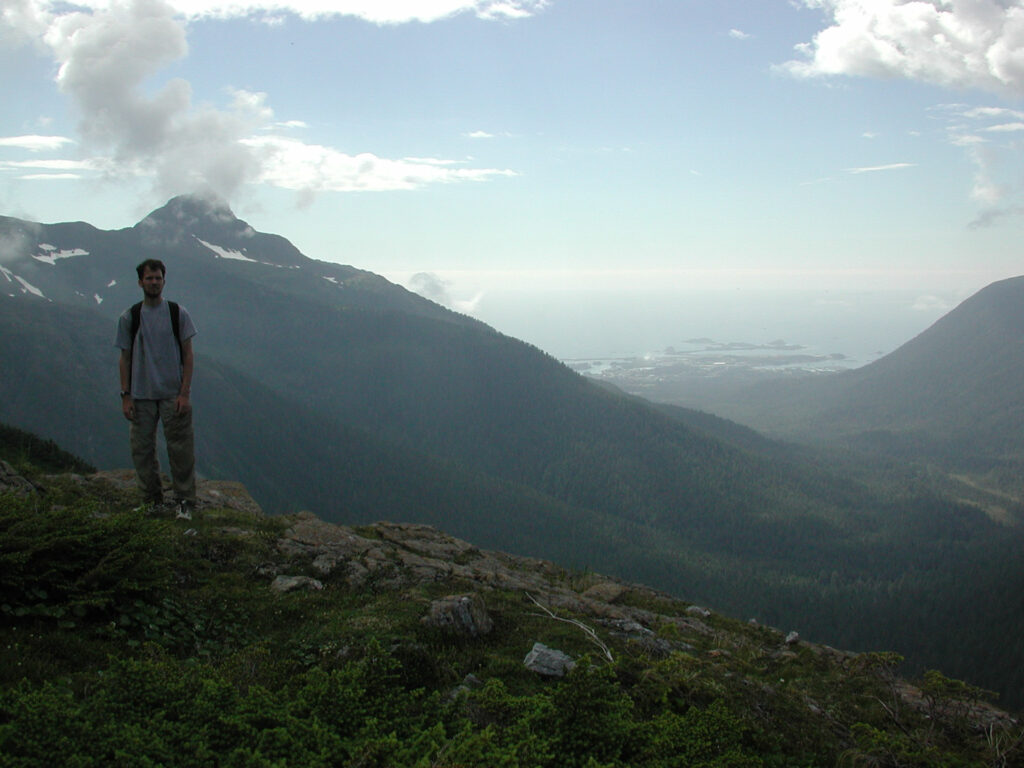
top-left (175, 394), bottom-right (192, 415)
top-left (121, 395), bottom-right (136, 421)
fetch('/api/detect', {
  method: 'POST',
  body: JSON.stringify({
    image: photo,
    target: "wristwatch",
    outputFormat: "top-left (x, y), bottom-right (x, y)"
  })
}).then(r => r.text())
top-left (120, 390), bottom-right (131, 398)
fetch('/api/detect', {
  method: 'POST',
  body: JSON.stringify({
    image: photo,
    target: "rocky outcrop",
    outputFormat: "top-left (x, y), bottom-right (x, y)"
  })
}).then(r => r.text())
top-left (272, 512), bottom-right (714, 642)
top-left (422, 594), bottom-right (494, 638)
top-left (82, 470), bottom-right (264, 517)
top-left (1, 460), bottom-right (43, 496)
top-left (44, 474), bottom-right (798, 668)
top-left (524, 642), bottom-right (576, 677)
top-left (270, 575), bottom-right (324, 594)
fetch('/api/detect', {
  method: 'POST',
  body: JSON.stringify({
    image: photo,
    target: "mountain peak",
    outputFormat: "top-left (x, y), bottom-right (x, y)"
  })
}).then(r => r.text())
top-left (140, 193), bottom-right (238, 230)
top-left (132, 194), bottom-right (313, 267)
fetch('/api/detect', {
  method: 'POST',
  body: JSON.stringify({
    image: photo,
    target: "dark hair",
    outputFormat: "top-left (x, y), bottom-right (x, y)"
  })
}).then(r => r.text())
top-left (136, 259), bottom-right (166, 279)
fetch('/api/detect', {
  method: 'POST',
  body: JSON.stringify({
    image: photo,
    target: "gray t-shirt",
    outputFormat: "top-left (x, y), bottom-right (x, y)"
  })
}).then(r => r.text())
top-left (115, 300), bottom-right (197, 400)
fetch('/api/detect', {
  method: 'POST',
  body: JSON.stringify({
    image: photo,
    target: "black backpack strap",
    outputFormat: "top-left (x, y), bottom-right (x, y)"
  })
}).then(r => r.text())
top-left (168, 301), bottom-right (182, 363)
top-left (129, 300), bottom-right (183, 362)
top-left (129, 301), bottom-right (142, 352)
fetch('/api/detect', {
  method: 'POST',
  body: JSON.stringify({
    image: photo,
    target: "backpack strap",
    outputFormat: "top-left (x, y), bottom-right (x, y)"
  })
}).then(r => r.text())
top-left (130, 301), bottom-right (142, 343)
top-left (168, 301), bottom-right (182, 362)
top-left (129, 300), bottom-right (183, 364)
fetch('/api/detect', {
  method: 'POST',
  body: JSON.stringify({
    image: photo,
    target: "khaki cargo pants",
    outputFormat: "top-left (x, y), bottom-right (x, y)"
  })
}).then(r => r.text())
top-left (129, 399), bottom-right (196, 504)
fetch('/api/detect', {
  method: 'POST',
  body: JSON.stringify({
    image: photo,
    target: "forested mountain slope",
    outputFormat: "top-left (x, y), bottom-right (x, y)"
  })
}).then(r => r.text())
top-left (2, 196), bottom-right (1023, 707)
top-left (706, 275), bottom-right (1024, 467)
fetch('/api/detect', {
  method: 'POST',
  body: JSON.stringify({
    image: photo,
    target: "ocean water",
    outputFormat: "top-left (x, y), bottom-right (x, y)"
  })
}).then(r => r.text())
top-left (469, 288), bottom-right (960, 369)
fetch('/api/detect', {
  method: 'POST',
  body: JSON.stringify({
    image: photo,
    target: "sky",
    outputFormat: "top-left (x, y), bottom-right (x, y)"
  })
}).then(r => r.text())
top-left (2, 0), bottom-right (1024, 319)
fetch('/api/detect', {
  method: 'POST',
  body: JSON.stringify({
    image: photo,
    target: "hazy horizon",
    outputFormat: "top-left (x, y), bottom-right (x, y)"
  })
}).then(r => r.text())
top-left (392, 269), bottom-right (972, 365)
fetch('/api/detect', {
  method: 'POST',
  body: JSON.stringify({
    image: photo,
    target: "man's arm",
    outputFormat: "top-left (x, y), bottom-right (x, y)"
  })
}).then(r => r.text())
top-left (176, 338), bottom-right (193, 414)
top-left (119, 349), bottom-right (135, 420)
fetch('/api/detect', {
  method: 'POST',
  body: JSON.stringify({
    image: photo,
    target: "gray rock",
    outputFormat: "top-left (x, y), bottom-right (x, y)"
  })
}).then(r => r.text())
top-left (686, 605), bottom-right (712, 618)
top-left (255, 562), bottom-right (280, 578)
top-left (270, 575), bottom-right (324, 593)
top-left (621, 634), bottom-right (678, 658)
top-left (523, 642), bottom-right (576, 677)
top-left (312, 552), bottom-right (344, 574)
top-left (422, 593), bottom-right (493, 638)
top-left (449, 672), bottom-right (486, 700)
top-left (581, 582), bottom-right (629, 603)
top-left (598, 618), bottom-right (652, 635)
top-left (785, 631), bottom-right (800, 645)
top-left (0, 460), bottom-right (41, 496)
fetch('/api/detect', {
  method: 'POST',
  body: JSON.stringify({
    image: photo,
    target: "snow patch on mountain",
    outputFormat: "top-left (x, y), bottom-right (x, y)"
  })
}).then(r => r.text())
top-left (33, 245), bottom-right (89, 266)
top-left (195, 237), bottom-right (258, 263)
top-left (1, 265), bottom-right (45, 298)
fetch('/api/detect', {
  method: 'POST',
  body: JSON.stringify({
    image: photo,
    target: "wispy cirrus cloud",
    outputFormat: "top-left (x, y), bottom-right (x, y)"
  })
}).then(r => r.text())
top-left (241, 135), bottom-right (516, 193)
top-left (0, 156), bottom-right (100, 180)
top-left (934, 102), bottom-right (1024, 225)
top-left (170, 0), bottom-right (548, 22)
top-left (0, 159), bottom-right (95, 171)
top-left (9, 0), bottom-right (549, 25)
top-left (845, 162), bottom-right (914, 174)
top-left (0, 135), bottom-right (75, 151)
top-left (984, 122), bottom-right (1024, 132)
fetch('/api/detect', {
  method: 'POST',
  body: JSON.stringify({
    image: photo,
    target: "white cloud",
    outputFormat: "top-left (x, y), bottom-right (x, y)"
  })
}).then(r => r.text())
top-left (961, 106), bottom-right (1024, 120)
top-left (984, 121), bottom-right (1024, 131)
top-left (22, 0), bottom-right (266, 199)
top-left (3, 0), bottom-right (525, 204)
top-left (728, 28), bottom-right (751, 40)
top-left (270, 120), bottom-right (308, 130)
top-left (18, 173), bottom-right (82, 180)
top-left (467, 130), bottom-right (495, 138)
top-left (0, 158), bottom-right (96, 172)
top-left (242, 135), bottom-right (517, 192)
top-left (949, 132), bottom-right (987, 146)
top-left (408, 271), bottom-right (452, 304)
top-left (782, 0), bottom-right (1024, 97)
top-left (402, 156), bottom-right (465, 166)
top-left (407, 271), bottom-right (484, 314)
top-left (845, 162), bottom-right (914, 173)
top-left (0, 135), bottom-right (75, 151)
top-left (911, 294), bottom-right (951, 311)
top-left (936, 102), bottom-right (1024, 224)
top-left (15, 0), bottom-right (549, 24)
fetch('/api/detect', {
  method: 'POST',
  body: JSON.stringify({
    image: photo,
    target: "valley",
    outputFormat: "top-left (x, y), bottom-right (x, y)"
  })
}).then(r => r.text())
top-left (1, 195), bottom-right (1022, 710)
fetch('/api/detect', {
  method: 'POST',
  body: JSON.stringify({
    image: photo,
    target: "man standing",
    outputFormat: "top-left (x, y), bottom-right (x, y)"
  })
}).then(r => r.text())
top-left (115, 259), bottom-right (198, 518)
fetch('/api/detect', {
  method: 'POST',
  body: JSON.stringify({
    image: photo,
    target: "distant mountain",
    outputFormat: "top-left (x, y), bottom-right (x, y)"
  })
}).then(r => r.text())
top-left (705, 276), bottom-right (1024, 469)
top-left (3, 195), bottom-right (1023, 705)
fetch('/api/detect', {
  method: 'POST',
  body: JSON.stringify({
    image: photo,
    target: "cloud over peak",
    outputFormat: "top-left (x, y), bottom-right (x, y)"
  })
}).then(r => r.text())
top-left (3, 0), bottom-right (529, 204)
